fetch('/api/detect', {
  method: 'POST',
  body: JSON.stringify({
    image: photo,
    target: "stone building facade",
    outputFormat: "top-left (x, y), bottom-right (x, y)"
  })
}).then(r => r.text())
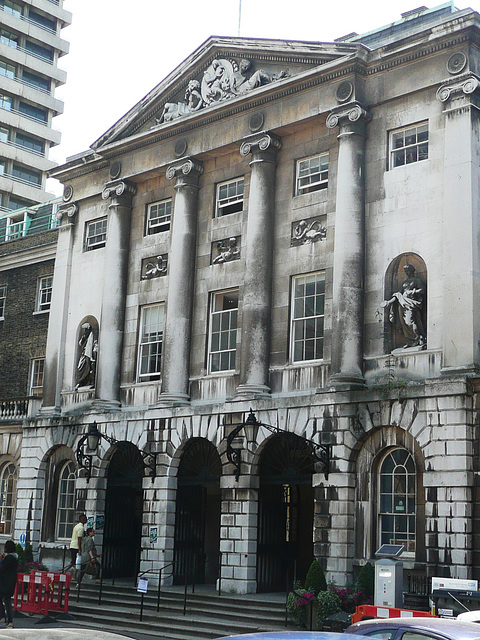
top-left (4, 3), bottom-right (480, 593)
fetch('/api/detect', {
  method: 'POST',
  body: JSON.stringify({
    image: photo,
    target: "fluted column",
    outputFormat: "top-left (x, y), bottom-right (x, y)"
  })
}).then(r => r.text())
top-left (437, 71), bottom-right (480, 373)
top-left (41, 201), bottom-right (78, 413)
top-left (326, 102), bottom-right (369, 389)
top-left (96, 179), bottom-right (136, 407)
top-left (160, 158), bottom-right (203, 404)
top-left (236, 133), bottom-right (281, 398)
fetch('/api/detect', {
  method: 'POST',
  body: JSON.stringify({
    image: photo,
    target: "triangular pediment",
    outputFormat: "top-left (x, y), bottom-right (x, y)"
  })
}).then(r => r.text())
top-left (92, 36), bottom-right (358, 150)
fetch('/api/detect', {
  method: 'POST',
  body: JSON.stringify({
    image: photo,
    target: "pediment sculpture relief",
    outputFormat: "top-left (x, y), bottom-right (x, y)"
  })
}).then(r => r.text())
top-left (157, 58), bottom-right (289, 125)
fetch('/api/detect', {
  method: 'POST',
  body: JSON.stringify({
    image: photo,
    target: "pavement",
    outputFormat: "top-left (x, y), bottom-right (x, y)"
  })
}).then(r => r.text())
top-left (8, 610), bottom-right (170, 640)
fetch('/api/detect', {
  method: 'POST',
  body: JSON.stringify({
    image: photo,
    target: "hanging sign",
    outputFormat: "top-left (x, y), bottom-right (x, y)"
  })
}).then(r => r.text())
top-left (137, 577), bottom-right (148, 594)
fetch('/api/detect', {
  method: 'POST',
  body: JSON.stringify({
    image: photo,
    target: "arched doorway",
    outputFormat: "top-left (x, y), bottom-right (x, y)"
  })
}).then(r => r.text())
top-left (173, 438), bottom-right (221, 585)
top-left (257, 433), bottom-right (315, 592)
top-left (103, 443), bottom-right (144, 578)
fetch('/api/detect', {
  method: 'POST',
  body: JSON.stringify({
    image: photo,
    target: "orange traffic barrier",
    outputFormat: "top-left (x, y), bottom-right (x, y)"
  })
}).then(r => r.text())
top-left (352, 604), bottom-right (435, 624)
top-left (14, 571), bottom-right (71, 616)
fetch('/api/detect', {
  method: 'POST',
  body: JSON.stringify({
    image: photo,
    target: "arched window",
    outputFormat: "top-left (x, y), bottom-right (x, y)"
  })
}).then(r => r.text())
top-left (0, 463), bottom-right (17, 535)
top-left (379, 448), bottom-right (416, 553)
top-left (56, 461), bottom-right (76, 539)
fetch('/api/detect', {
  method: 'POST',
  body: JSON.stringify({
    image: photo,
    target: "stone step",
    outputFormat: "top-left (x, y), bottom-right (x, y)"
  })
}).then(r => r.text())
top-left (66, 584), bottom-right (289, 640)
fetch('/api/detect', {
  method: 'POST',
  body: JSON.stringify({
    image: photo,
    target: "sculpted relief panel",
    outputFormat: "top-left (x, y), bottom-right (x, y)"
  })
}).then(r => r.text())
top-left (157, 58), bottom-right (289, 125)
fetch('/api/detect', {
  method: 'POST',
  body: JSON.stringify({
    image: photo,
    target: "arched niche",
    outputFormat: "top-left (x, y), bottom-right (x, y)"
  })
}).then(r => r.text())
top-left (74, 316), bottom-right (99, 389)
top-left (383, 253), bottom-right (427, 352)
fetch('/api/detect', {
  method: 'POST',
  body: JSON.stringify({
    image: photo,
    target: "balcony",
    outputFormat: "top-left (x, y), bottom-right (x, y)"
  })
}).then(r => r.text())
top-left (0, 396), bottom-right (41, 421)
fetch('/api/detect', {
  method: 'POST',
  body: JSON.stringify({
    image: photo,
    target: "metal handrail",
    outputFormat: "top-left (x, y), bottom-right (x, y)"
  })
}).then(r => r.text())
top-left (77, 556), bottom-right (199, 621)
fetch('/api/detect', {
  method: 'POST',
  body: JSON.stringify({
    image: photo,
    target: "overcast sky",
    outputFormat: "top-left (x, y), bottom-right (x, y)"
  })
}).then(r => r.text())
top-left (47, 0), bottom-right (480, 192)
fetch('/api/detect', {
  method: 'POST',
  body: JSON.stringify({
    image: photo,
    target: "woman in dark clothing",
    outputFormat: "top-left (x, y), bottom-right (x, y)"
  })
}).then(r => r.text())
top-left (0, 540), bottom-right (18, 628)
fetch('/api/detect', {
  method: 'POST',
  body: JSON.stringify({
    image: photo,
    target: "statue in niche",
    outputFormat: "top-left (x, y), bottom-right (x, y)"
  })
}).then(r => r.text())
top-left (381, 263), bottom-right (426, 350)
top-left (233, 58), bottom-right (289, 94)
top-left (212, 237), bottom-right (240, 264)
top-left (157, 80), bottom-right (203, 124)
top-left (292, 219), bottom-right (326, 244)
top-left (76, 322), bottom-right (98, 388)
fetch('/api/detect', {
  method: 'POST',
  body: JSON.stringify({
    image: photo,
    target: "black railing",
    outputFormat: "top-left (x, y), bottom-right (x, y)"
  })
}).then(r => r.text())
top-left (76, 554), bottom-right (201, 622)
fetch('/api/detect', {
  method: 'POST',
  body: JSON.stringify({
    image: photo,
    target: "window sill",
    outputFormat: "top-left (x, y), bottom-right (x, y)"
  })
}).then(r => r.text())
top-left (33, 309), bottom-right (49, 316)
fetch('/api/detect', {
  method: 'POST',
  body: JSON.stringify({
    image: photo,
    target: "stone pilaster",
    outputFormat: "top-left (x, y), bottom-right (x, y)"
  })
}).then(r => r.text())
top-left (220, 476), bottom-right (258, 594)
top-left (235, 133), bottom-right (281, 399)
top-left (41, 202), bottom-right (78, 413)
top-left (96, 179), bottom-right (136, 407)
top-left (326, 103), bottom-right (369, 389)
top-left (160, 158), bottom-right (203, 405)
top-left (436, 73), bottom-right (480, 374)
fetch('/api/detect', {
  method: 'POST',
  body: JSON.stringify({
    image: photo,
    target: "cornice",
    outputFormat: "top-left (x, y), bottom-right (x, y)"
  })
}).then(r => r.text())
top-left (0, 240), bottom-right (57, 270)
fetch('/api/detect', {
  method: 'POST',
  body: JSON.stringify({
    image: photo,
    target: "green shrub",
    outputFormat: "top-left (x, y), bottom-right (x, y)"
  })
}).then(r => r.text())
top-left (305, 560), bottom-right (327, 595)
top-left (356, 562), bottom-right (374, 599)
top-left (317, 589), bottom-right (342, 629)
top-left (287, 588), bottom-right (314, 627)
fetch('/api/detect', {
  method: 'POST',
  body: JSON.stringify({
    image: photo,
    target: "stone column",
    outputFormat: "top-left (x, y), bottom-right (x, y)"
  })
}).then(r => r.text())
top-left (236, 133), bottom-right (281, 398)
top-left (160, 158), bottom-right (203, 405)
top-left (436, 72), bottom-right (480, 373)
top-left (326, 103), bottom-right (369, 389)
top-left (41, 201), bottom-right (78, 413)
top-left (96, 179), bottom-right (136, 407)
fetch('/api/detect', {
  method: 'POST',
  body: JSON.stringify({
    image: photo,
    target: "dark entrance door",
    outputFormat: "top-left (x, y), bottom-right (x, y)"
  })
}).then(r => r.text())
top-left (257, 433), bottom-right (315, 592)
top-left (173, 438), bottom-right (221, 585)
top-left (103, 443), bottom-right (144, 579)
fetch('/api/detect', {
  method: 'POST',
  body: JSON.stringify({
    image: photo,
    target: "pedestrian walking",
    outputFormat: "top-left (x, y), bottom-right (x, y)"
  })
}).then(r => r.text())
top-left (62, 513), bottom-right (87, 580)
top-left (0, 540), bottom-right (18, 628)
top-left (77, 527), bottom-right (101, 586)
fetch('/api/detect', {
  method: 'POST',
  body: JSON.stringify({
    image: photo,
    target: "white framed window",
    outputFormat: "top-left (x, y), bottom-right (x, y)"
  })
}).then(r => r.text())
top-left (36, 275), bottom-right (52, 312)
top-left (208, 290), bottom-right (238, 372)
top-left (295, 154), bottom-right (329, 195)
top-left (290, 272), bottom-right (325, 362)
top-left (216, 177), bottom-right (244, 217)
top-left (0, 126), bottom-right (8, 143)
top-left (0, 462), bottom-right (17, 535)
top-left (146, 198), bottom-right (172, 235)
top-left (30, 357), bottom-right (44, 396)
top-left (137, 303), bottom-right (165, 381)
top-left (5, 211), bottom-right (26, 240)
top-left (390, 122), bottom-right (428, 168)
top-left (378, 448), bottom-right (416, 554)
top-left (56, 461), bottom-right (75, 539)
top-left (0, 285), bottom-right (5, 319)
top-left (84, 217), bottom-right (107, 251)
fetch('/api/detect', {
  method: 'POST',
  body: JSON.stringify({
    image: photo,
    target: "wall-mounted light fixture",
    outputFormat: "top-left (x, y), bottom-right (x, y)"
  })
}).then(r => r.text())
top-left (226, 409), bottom-right (330, 482)
top-left (76, 421), bottom-right (157, 483)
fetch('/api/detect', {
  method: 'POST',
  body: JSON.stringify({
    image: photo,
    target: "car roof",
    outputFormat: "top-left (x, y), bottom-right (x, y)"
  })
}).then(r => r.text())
top-left (0, 630), bottom-right (130, 639)
top-left (218, 632), bottom-right (369, 640)
top-left (347, 617), bottom-right (480, 639)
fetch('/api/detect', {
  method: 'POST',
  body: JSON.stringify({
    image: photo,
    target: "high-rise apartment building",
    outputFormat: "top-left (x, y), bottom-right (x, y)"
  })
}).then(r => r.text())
top-left (0, 0), bottom-right (71, 215)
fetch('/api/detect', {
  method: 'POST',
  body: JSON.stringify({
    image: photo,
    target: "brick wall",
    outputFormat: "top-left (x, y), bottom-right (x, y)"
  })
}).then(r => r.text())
top-left (0, 246), bottom-right (55, 398)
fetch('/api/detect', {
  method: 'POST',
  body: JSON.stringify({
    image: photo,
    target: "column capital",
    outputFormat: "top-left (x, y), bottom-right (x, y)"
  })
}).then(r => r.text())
top-left (53, 202), bottom-right (78, 224)
top-left (436, 72), bottom-right (480, 104)
top-left (326, 101), bottom-right (370, 130)
top-left (240, 132), bottom-right (282, 159)
top-left (101, 179), bottom-right (137, 201)
top-left (166, 158), bottom-right (203, 187)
